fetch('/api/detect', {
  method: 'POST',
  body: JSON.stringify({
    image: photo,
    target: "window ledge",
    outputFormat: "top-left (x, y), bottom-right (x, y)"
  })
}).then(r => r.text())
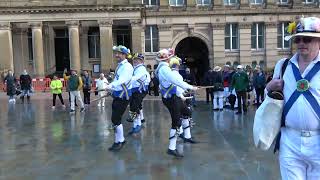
top-left (224, 3), bottom-right (238, 6)
top-left (276, 2), bottom-right (290, 6)
top-left (302, 2), bottom-right (316, 6)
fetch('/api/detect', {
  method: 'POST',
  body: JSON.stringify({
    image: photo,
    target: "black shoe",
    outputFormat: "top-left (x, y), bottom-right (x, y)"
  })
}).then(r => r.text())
top-left (167, 149), bottom-right (184, 158)
top-left (236, 111), bottom-right (242, 114)
top-left (108, 141), bottom-right (126, 151)
top-left (179, 134), bottom-right (185, 139)
top-left (70, 109), bottom-right (75, 113)
top-left (80, 108), bottom-right (85, 112)
top-left (126, 117), bottom-right (133, 123)
top-left (141, 119), bottom-right (145, 123)
top-left (184, 138), bottom-right (197, 144)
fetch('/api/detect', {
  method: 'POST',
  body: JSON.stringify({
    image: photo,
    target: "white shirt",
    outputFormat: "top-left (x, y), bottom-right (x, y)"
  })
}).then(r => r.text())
top-left (96, 77), bottom-right (108, 90)
top-left (172, 69), bottom-right (186, 97)
top-left (131, 64), bottom-right (150, 89)
top-left (110, 59), bottom-right (133, 91)
top-left (273, 52), bottom-right (320, 130)
top-left (157, 62), bottom-right (193, 93)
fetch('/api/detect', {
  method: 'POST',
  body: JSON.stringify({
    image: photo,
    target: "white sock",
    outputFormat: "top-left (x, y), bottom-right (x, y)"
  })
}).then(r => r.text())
top-left (178, 126), bottom-right (183, 135)
top-left (133, 118), bottom-right (138, 128)
top-left (168, 129), bottom-right (177, 150)
top-left (140, 109), bottom-right (144, 120)
top-left (182, 119), bottom-right (191, 139)
top-left (137, 115), bottom-right (142, 126)
top-left (115, 124), bottom-right (125, 143)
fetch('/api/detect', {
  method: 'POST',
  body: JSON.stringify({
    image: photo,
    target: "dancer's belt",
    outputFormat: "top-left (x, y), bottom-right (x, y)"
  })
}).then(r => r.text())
top-left (286, 127), bottom-right (320, 137)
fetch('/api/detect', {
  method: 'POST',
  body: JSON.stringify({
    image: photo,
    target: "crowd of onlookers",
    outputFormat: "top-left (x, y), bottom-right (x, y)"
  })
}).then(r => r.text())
top-left (1, 63), bottom-right (273, 114)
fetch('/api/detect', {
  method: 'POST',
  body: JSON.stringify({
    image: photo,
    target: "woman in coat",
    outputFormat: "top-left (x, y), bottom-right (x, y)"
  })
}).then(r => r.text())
top-left (4, 70), bottom-right (17, 103)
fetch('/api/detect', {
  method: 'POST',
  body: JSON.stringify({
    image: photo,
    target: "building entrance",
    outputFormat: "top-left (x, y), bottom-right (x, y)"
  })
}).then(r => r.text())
top-left (54, 29), bottom-right (70, 72)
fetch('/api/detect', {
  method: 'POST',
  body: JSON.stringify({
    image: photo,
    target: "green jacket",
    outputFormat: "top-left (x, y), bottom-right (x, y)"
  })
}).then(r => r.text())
top-left (231, 71), bottom-right (249, 92)
top-left (50, 79), bottom-right (63, 94)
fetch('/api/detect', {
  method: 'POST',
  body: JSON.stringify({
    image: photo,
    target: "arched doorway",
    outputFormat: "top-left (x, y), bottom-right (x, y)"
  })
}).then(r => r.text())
top-left (175, 37), bottom-right (209, 85)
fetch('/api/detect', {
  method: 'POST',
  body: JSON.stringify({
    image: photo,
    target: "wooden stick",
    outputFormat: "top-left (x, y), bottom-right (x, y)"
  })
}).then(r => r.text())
top-left (198, 86), bottom-right (215, 89)
top-left (90, 93), bottom-right (111, 103)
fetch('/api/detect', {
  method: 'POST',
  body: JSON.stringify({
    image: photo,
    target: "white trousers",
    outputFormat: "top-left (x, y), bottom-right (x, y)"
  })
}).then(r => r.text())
top-left (213, 91), bottom-right (224, 109)
top-left (70, 90), bottom-right (84, 110)
top-left (98, 91), bottom-right (106, 106)
top-left (279, 128), bottom-right (320, 180)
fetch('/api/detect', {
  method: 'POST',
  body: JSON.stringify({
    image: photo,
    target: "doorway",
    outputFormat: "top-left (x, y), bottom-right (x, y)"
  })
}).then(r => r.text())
top-left (54, 29), bottom-right (70, 72)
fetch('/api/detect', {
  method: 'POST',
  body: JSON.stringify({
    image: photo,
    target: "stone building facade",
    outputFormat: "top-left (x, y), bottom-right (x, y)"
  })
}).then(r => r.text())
top-left (0, 0), bottom-right (319, 78)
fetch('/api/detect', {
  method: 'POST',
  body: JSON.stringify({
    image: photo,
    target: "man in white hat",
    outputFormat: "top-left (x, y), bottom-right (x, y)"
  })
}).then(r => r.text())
top-left (95, 73), bottom-right (109, 107)
top-left (105, 45), bottom-right (133, 151)
top-left (231, 65), bottom-right (249, 114)
top-left (267, 16), bottom-right (320, 179)
top-left (155, 48), bottom-right (198, 158)
top-left (212, 66), bottom-right (224, 110)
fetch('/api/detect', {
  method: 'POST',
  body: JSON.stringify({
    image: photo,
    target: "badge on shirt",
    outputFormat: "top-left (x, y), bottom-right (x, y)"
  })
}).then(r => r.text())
top-left (296, 79), bottom-right (310, 92)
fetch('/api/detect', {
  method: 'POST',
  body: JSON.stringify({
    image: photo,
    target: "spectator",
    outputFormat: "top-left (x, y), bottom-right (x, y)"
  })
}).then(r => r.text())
top-left (4, 70), bottom-right (17, 103)
top-left (212, 66), bottom-right (224, 110)
top-left (19, 69), bottom-right (32, 103)
top-left (153, 64), bottom-right (159, 96)
top-left (183, 68), bottom-right (197, 106)
top-left (253, 66), bottom-right (266, 106)
top-left (50, 75), bottom-right (65, 109)
top-left (95, 73), bottom-right (109, 107)
top-left (82, 70), bottom-right (92, 106)
top-left (223, 65), bottom-right (231, 107)
top-left (203, 68), bottom-right (214, 104)
top-left (231, 65), bottom-right (249, 114)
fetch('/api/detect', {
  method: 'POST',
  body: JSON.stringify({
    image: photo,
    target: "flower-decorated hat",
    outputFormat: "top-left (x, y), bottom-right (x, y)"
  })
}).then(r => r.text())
top-left (213, 66), bottom-right (222, 72)
top-left (112, 45), bottom-right (130, 55)
top-left (156, 48), bottom-right (175, 61)
top-left (285, 16), bottom-right (320, 41)
top-left (132, 53), bottom-right (144, 61)
top-left (169, 56), bottom-right (181, 68)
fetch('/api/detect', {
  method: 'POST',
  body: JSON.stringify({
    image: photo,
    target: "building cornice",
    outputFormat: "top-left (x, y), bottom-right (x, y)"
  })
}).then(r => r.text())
top-left (0, 6), bottom-right (143, 15)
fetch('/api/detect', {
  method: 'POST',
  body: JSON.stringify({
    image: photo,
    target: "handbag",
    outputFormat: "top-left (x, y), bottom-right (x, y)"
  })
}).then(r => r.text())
top-left (253, 59), bottom-right (289, 150)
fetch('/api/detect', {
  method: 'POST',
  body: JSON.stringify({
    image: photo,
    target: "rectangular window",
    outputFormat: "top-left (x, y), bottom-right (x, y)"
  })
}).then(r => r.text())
top-left (143, 0), bottom-right (158, 5)
top-left (278, 0), bottom-right (288, 4)
top-left (224, 0), bottom-right (237, 5)
top-left (250, 0), bottom-right (263, 4)
top-left (251, 23), bottom-right (265, 50)
top-left (277, 22), bottom-right (290, 49)
top-left (145, 25), bottom-right (159, 53)
top-left (225, 24), bottom-right (239, 51)
top-left (304, 0), bottom-right (314, 3)
top-left (197, 0), bottom-right (211, 5)
top-left (169, 0), bottom-right (185, 6)
top-left (88, 27), bottom-right (101, 59)
top-left (28, 29), bottom-right (33, 61)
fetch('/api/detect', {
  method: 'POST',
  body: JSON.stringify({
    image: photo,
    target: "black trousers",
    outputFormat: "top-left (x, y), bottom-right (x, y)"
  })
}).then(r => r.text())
top-left (83, 89), bottom-right (91, 104)
top-left (255, 87), bottom-right (265, 104)
top-left (111, 97), bottom-right (130, 125)
top-left (236, 91), bottom-right (247, 112)
top-left (206, 89), bottom-right (213, 103)
top-left (53, 94), bottom-right (64, 106)
top-left (162, 95), bottom-right (191, 129)
top-left (129, 92), bottom-right (147, 114)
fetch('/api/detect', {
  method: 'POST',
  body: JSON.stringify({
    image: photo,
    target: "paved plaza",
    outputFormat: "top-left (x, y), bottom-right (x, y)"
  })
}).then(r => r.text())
top-left (0, 93), bottom-right (280, 180)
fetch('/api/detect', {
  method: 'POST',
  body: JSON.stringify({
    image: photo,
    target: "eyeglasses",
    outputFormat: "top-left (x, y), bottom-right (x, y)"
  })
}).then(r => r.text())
top-left (293, 36), bottom-right (313, 44)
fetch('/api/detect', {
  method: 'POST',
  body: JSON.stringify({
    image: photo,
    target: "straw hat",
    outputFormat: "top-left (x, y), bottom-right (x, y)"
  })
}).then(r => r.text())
top-left (112, 45), bottom-right (130, 55)
top-left (156, 48), bottom-right (175, 61)
top-left (169, 56), bottom-right (181, 67)
top-left (132, 53), bottom-right (144, 61)
top-left (285, 16), bottom-right (320, 41)
top-left (237, 65), bottom-right (243, 69)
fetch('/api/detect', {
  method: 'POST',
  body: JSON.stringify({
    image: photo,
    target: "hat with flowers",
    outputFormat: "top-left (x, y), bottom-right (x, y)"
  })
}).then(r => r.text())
top-left (285, 16), bottom-right (320, 41)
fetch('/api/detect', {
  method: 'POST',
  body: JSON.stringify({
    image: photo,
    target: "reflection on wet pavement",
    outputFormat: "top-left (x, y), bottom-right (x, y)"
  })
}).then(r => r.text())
top-left (0, 100), bottom-right (280, 179)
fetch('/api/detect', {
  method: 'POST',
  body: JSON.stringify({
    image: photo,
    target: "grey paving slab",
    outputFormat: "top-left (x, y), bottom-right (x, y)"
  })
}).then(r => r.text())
top-left (0, 98), bottom-right (280, 180)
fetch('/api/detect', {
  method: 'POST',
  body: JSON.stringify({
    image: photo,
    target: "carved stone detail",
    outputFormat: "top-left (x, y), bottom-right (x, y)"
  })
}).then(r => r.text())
top-left (130, 19), bottom-right (142, 27)
top-left (66, 20), bottom-right (79, 27)
top-left (98, 19), bottom-right (113, 27)
top-left (212, 23), bottom-right (225, 30)
top-left (239, 22), bottom-right (252, 29)
top-left (29, 22), bottom-right (42, 29)
top-left (158, 24), bottom-right (171, 31)
top-left (0, 22), bottom-right (11, 30)
top-left (265, 22), bottom-right (277, 28)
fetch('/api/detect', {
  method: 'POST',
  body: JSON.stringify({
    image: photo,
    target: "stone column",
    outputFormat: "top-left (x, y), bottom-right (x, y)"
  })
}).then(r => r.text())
top-left (66, 21), bottom-right (81, 72)
top-left (212, 23), bottom-right (225, 66)
top-left (0, 22), bottom-right (14, 73)
top-left (98, 19), bottom-right (113, 72)
top-left (12, 28), bottom-right (29, 75)
top-left (265, 22), bottom-right (278, 69)
top-left (239, 22), bottom-right (252, 65)
top-left (30, 22), bottom-right (45, 77)
top-left (130, 19), bottom-right (143, 54)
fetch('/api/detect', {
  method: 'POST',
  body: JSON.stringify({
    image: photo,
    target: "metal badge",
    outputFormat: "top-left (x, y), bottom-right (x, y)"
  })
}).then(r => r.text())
top-left (296, 79), bottom-right (310, 92)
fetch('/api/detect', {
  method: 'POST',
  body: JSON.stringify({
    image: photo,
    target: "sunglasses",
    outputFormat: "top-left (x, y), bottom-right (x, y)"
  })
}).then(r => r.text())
top-left (293, 36), bottom-right (313, 44)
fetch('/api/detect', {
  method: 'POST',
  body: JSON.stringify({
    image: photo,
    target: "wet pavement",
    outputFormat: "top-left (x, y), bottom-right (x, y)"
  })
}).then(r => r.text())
top-left (0, 97), bottom-right (280, 180)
